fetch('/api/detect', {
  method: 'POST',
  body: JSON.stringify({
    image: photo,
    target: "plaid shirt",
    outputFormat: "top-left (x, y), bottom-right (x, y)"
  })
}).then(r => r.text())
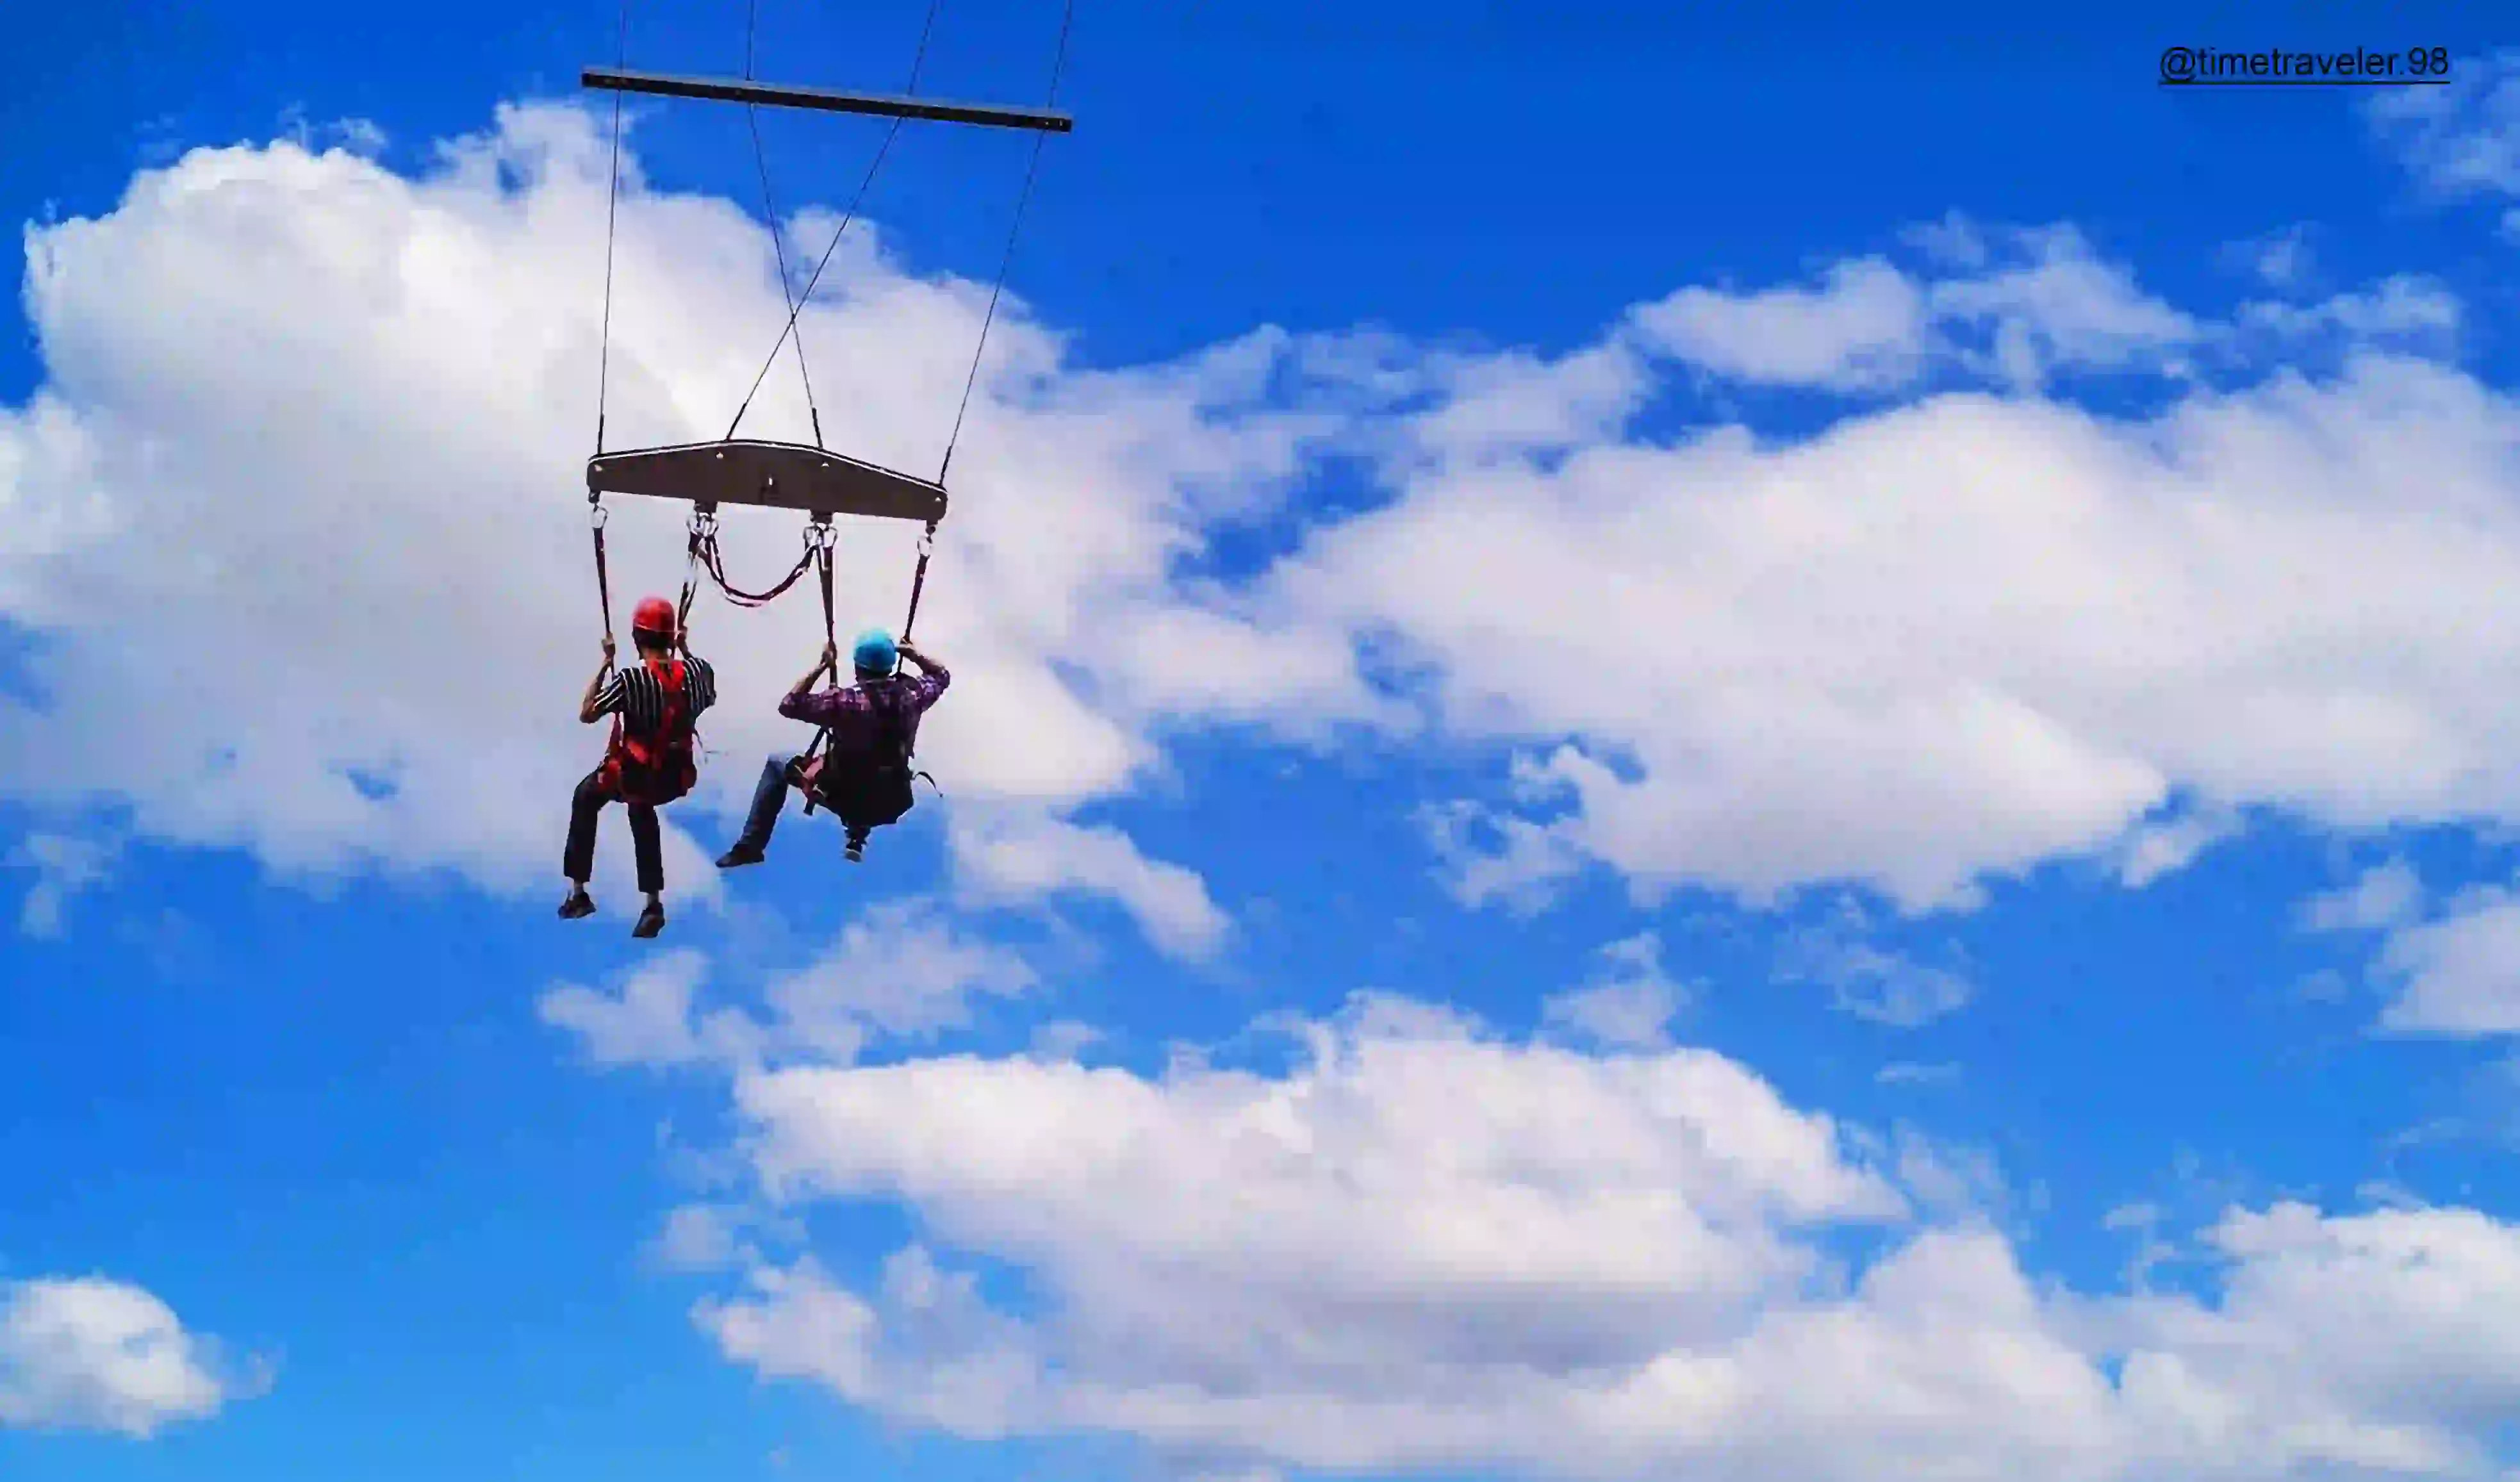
top-left (778, 661), bottom-right (950, 757)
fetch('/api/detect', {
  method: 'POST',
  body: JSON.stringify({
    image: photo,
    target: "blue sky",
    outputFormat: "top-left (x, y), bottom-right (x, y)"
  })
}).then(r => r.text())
top-left (14, 2), bottom-right (2520, 1479)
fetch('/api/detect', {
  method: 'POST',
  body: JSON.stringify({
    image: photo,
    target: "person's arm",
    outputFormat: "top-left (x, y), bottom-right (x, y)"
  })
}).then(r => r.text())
top-left (776, 643), bottom-right (856, 723)
top-left (579, 639), bottom-right (618, 724)
top-left (896, 638), bottom-right (950, 707)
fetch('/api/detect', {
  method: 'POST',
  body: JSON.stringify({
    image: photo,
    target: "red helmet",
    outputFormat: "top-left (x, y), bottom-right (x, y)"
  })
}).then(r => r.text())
top-left (630, 596), bottom-right (677, 639)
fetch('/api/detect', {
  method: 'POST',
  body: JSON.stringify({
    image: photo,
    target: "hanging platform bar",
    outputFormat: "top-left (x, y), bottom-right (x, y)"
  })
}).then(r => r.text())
top-left (581, 67), bottom-right (1075, 134)
top-left (588, 440), bottom-right (949, 523)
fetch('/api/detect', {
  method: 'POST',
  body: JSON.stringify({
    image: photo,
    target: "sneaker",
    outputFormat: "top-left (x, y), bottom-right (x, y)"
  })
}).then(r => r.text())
top-left (716, 843), bottom-right (765, 869)
top-left (559, 889), bottom-right (595, 920)
top-left (632, 902), bottom-right (666, 939)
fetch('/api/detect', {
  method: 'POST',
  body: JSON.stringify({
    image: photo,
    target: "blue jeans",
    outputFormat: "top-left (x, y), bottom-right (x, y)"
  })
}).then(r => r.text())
top-left (731, 753), bottom-right (798, 853)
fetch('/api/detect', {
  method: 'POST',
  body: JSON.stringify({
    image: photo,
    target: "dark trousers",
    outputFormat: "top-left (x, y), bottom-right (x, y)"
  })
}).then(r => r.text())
top-left (736, 753), bottom-right (871, 852)
top-left (565, 769), bottom-right (663, 894)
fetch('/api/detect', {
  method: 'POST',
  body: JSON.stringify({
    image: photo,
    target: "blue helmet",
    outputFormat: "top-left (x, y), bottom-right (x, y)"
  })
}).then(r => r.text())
top-left (852, 627), bottom-right (899, 677)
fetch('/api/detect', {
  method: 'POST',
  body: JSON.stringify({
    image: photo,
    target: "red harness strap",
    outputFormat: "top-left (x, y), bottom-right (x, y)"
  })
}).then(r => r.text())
top-left (600, 657), bottom-right (697, 806)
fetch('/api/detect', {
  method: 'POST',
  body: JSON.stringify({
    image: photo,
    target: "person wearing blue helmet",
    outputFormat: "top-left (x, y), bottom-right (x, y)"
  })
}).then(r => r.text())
top-left (716, 625), bottom-right (951, 867)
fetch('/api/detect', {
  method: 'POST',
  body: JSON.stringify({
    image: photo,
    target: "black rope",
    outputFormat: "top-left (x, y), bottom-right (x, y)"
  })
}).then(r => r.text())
top-left (937, 0), bottom-right (1075, 484)
top-left (817, 529), bottom-right (838, 648)
top-left (742, 0), bottom-right (823, 448)
top-left (593, 0), bottom-right (632, 458)
top-left (800, 529), bottom-right (839, 814)
top-left (725, 0), bottom-right (947, 441)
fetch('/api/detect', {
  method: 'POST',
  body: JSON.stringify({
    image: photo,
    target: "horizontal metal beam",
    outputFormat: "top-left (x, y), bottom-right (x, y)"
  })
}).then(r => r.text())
top-left (582, 66), bottom-right (1073, 134)
top-left (588, 440), bottom-right (949, 524)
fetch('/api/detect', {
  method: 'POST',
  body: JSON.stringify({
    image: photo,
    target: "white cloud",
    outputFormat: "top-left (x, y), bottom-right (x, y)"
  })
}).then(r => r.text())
top-left (948, 812), bottom-right (1229, 960)
top-left (1541, 932), bottom-right (1688, 1049)
top-left (1264, 337), bottom-right (2520, 912)
top-left (1777, 908), bottom-right (1973, 1026)
top-left (2302, 859), bottom-right (2426, 934)
top-left (539, 947), bottom-right (763, 1070)
top-left (2373, 885), bottom-right (2520, 1033)
top-left (2230, 226), bottom-right (2313, 288)
top-left (1877, 1061), bottom-right (1961, 1088)
top-left (2236, 276), bottom-right (2462, 343)
top-left (4, 831), bottom-right (118, 937)
top-left (2113, 804), bottom-right (2240, 889)
top-left (652, 1204), bottom-right (746, 1272)
top-left (540, 899), bottom-right (1036, 1070)
top-left (17, 106), bottom-right (2520, 939)
top-left (761, 898), bottom-right (1040, 1059)
top-left (2293, 863), bottom-right (2520, 1035)
top-left (1625, 224), bottom-right (2201, 395)
top-left (2367, 50), bottom-right (2520, 201)
top-left (1627, 258), bottom-right (1931, 391)
top-left (0, 104), bottom-right (1310, 948)
top-left (0, 1276), bottom-right (256, 1438)
top-left (674, 996), bottom-right (2520, 1480)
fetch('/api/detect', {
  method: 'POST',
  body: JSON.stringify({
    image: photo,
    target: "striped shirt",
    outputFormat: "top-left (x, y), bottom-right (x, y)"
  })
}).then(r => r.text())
top-left (779, 660), bottom-right (950, 758)
top-left (594, 654), bottom-right (719, 735)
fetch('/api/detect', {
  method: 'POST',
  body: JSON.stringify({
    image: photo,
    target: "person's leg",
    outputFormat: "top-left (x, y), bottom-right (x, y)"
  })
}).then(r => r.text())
top-left (629, 801), bottom-right (666, 937)
top-left (559, 770), bottom-right (607, 917)
top-left (717, 755), bottom-right (795, 868)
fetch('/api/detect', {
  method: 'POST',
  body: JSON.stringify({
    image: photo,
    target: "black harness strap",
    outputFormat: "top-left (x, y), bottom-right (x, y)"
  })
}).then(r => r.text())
top-left (900, 520), bottom-right (937, 641)
top-left (591, 505), bottom-right (616, 650)
top-left (802, 523), bottom-right (839, 816)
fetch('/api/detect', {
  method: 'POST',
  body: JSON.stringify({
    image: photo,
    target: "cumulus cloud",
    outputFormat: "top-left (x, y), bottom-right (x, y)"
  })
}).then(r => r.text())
top-left (0, 1276), bottom-right (257, 1438)
top-left (1626, 257), bottom-right (1932, 392)
top-left (2302, 859), bottom-right (2427, 934)
top-left (539, 896), bottom-right (1037, 1071)
top-left (16, 106), bottom-right (2520, 933)
top-left (664, 995), bottom-right (2520, 1480)
top-left (1777, 907), bottom-right (1973, 1026)
top-left (539, 946), bottom-right (764, 1069)
top-left (1267, 338), bottom-right (2520, 912)
top-left (0, 103), bottom-right (1299, 946)
top-left (2373, 884), bottom-right (2520, 1034)
top-left (1621, 222), bottom-right (2351, 395)
top-left (948, 812), bottom-right (1230, 960)
top-left (4, 831), bottom-right (118, 937)
top-left (2289, 862), bottom-right (2520, 1035)
top-left (2366, 49), bottom-right (2520, 201)
top-left (1541, 931), bottom-right (1688, 1049)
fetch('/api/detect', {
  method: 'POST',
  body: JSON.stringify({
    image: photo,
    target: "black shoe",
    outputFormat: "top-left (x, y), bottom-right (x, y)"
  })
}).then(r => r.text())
top-left (632, 902), bottom-right (666, 939)
top-left (844, 841), bottom-right (865, 863)
top-left (559, 889), bottom-right (595, 920)
top-left (716, 842), bottom-right (765, 869)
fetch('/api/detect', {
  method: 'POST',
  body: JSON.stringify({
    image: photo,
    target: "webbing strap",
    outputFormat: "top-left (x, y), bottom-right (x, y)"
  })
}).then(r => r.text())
top-left (802, 529), bottom-right (838, 815)
top-left (900, 521), bottom-right (937, 641)
top-left (591, 507), bottom-right (615, 650)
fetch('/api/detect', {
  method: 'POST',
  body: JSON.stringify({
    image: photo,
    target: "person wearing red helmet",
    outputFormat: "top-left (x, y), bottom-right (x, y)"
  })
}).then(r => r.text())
top-left (561, 595), bottom-right (718, 937)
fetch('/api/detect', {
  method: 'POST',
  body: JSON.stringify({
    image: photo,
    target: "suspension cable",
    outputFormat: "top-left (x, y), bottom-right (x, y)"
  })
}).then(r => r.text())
top-left (593, 0), bottom-right (632, 459)
top-left (724, 0), bottom-right (947, 441)
top-left (741, 0), bottom-right (825, 447)
top-left (938, 0), bottom-right (1074, 484)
